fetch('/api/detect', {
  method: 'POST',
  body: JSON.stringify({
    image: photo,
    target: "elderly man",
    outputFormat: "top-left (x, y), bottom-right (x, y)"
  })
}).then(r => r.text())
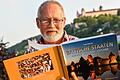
top-left (36, 0), bottom-right (78, 44)
top-left (35, 1), bottom-right (78, 80)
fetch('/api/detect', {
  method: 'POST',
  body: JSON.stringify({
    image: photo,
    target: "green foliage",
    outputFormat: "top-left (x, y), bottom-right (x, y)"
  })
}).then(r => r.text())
top-left (7, 35), bottom-right (41, 55)
top-left (117, 55), bottom-right (120, 62)
top-left (8, 40), bottom-right (27, 53)
top-left (16, 50), bottom-right (25, 56)
top-left (65, 14), bottom-right (120, 38)
top-left (73, 18), bottom-right (80, 23)
top-left (117, 9), bottom-right (120, 16)
top-left (118, 42), bottom-right (120, 50)
top-left (97, 14), bottom-right (113, 24)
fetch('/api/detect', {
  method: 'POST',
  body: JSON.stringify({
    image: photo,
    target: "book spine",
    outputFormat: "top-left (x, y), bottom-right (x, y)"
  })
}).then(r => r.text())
top-left (57, 46), bottom-right (69, 80)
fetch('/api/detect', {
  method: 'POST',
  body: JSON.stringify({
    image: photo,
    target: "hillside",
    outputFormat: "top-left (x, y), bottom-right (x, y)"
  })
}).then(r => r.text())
top-left (7, 35), bottom-right (41, 53)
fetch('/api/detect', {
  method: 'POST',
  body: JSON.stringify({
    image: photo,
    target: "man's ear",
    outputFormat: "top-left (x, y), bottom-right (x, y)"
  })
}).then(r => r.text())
top-left (63, 17), bottom-right (66, 28)
top-left (36, 18), bottom-right (40, 28)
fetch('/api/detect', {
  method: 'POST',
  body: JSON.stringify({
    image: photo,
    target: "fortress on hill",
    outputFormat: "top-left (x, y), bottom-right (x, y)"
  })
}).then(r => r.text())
top-left (76, 6), bottom-right (120, 17)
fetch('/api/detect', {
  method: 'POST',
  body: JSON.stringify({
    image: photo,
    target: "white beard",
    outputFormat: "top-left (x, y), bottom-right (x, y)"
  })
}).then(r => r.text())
top-left (41, 31), bottom-right (64, 43)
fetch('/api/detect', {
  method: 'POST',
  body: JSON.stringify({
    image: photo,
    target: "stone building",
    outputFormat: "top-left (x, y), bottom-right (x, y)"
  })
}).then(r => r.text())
top-left (77, 6), bottom-right (120, 17)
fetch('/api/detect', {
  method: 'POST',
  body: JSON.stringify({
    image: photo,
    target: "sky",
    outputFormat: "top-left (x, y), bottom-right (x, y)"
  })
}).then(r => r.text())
top-left (0, 0), bottom-right (120, 47)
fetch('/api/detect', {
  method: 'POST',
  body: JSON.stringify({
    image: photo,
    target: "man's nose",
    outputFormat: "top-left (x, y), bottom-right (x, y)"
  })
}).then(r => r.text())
top-left (49, 20), bottom-right (55, 28)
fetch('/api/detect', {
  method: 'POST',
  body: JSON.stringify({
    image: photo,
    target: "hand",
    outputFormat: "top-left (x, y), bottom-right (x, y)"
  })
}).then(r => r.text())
top-left (60, 77), bottom-right (66, 80)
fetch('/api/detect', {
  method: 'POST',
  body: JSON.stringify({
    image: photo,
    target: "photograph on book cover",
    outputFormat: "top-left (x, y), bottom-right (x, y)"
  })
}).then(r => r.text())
top-left (61, 33), bottom-right (120, 80)
top-left (17, 52), bottom-right (54, 79)
top-left (3, 47), bottom-right (64, 80)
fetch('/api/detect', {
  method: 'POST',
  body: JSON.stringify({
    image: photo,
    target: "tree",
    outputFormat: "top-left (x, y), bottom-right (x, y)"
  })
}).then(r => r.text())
top-left (0, 41), bottom-right (9, 80)
top-left (65, 14), bottom-right (120, 38)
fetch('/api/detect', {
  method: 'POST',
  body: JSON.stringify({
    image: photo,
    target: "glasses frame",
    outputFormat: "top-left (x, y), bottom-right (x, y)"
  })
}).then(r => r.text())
top-left (38, 18), bottom-right (64, 26)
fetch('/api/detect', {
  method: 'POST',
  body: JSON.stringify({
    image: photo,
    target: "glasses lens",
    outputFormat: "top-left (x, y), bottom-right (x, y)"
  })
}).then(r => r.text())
top-left (41, 20), bottom-right (49, 25)
top-left (40, 18), bottom-right (63, 26)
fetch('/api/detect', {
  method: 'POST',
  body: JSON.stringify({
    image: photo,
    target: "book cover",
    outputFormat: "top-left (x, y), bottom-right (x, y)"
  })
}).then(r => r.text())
top-left (3, 46), bottom-right (64, 80)
top-left (3, 33), bottom-right (120, 80)
top-left (61, 33), bottom-right (120, 80)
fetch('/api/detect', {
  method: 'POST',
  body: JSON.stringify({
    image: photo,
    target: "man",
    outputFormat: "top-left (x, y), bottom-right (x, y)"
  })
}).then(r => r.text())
top-left (34, 1), bottom-right (78, 80)
top-left (36, 0), bottom-right (78, 44)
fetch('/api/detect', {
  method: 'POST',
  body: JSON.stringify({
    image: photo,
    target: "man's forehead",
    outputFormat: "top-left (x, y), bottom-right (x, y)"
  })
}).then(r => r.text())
top-left (40, 4), bottom-right (64, 18)
top-left (41, 2), bottom-right (62, 10)
top-left (41, 3), bottom-right (62, 12)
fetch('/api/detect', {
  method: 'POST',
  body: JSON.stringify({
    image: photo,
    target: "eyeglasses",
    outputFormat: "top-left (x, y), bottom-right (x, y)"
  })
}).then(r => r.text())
top-left (39, 18), bottom-right (64, 26)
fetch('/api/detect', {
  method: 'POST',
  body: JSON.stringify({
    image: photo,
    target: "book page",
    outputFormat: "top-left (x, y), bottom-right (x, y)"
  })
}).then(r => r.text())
top-left (3, 46), bottom-right (64, 80)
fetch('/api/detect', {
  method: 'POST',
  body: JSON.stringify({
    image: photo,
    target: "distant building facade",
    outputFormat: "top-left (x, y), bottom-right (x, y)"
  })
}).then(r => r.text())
top-left (77, 6), bottom-right (120, 17)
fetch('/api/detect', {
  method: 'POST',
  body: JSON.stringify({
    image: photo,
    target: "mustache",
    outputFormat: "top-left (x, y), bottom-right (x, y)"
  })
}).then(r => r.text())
top-left (45, 29), bottom-right (58, 32)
